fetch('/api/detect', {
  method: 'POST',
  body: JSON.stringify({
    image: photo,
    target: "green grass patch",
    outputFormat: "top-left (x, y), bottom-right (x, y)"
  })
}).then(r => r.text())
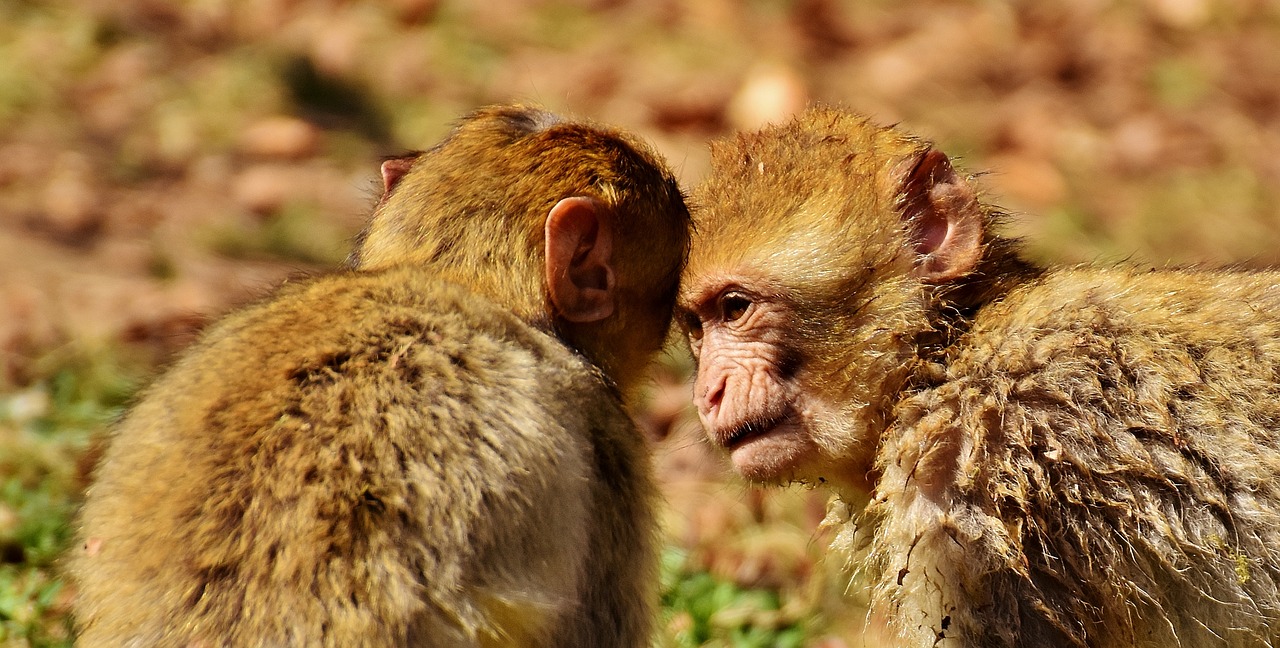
top-left (658, 547), bottom-right (813, 648)
top-left (0, 347), bottom-right (144, 646)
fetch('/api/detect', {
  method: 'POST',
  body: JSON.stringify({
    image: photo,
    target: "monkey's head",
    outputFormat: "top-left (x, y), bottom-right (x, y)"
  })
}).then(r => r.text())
top-left (351, 104), bottom-right (691, 395)
top-left (679, 107), bottom-right (990, 489)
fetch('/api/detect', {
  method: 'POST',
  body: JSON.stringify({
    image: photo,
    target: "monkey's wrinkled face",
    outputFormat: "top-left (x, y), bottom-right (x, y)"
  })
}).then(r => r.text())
top-left (679, 274), bottom-right (834, 484)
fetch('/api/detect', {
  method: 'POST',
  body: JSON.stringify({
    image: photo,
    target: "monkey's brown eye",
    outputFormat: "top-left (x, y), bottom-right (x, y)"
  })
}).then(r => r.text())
top-left (682, 312), bottom-right (704, 340)
top-left (720, 293), bottom-right (751, 323)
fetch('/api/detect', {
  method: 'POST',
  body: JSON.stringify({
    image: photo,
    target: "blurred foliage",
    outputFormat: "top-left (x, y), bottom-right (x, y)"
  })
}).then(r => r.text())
top-left (0, 347), bottom-right (145, 646)
top-left (281, 54), bottom-right (391, 143)
top-left (209, 200), bottom-right (353, 265)
top-left (659, 548), bottom-right (812, 648)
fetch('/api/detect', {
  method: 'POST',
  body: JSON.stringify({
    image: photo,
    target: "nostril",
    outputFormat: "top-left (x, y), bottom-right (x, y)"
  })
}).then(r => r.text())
top-left (705, 381), bottom-right (725, 411)
top-left (695, 375), bottom-right (727, 417)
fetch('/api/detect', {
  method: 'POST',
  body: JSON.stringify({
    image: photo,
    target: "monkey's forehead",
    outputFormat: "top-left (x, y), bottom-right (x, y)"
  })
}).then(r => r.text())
top-left (698, 121), bottom-right (925, 228)
top-left (708, 107), bottom-right (925, 169)
top-left (691, 154), bottom-right (906, 244)
top-left (682, 195), bottom-right (904, 301)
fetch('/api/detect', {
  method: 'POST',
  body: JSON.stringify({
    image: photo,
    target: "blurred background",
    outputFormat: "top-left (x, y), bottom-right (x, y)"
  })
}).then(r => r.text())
top-left (2, 0), bottom-right (1279, 645)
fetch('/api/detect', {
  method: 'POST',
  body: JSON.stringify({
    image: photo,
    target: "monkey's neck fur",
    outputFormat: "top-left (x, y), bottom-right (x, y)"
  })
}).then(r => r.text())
top-left (915, 235), bottom-right (1043, 365)
top-left (427, 266), bottom-right (640, 403)
top-left (821, 239), bottom-right (1054, 636)
top-left (829, 232), bottom-right (1043, 500)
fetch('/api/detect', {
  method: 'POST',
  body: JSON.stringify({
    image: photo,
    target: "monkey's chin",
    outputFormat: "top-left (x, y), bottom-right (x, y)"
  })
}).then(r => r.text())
top-left (727, 423), bottom-right (819, 484)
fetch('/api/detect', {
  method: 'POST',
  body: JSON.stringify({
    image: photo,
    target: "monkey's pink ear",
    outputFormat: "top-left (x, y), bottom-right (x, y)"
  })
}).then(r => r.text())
top-left (901, 149), bottom-right (985, 283)
top-left (546, 197), bottom-right (616, 323)
top-left (380, 154), bottom-right (419, 195)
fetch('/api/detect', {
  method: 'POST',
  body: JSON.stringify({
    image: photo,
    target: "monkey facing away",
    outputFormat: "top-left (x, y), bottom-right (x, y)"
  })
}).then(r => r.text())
top-left (72, 104), bottom-right (691, 647)
top-left (678, 106), bottom-right (1280, 647)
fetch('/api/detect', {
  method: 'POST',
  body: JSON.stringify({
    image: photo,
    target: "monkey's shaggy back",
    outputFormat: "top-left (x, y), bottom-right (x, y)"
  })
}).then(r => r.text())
top-left (832, 267), bottom-right (1280, 647)
top-left (72, 265), bottom-right (657, 647)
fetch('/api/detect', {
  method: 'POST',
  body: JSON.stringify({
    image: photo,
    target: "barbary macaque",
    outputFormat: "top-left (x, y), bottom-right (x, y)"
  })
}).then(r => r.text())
top-left (679, 106), bottom-right (1280, 646)
top-left (72, 104), bottom-right (691, 647)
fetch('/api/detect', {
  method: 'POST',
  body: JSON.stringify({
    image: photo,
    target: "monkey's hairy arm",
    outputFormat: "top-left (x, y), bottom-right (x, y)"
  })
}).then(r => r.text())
top-left (839, 269), bottom-right (1280, 647)
top-left (73, 266), bottom-right (657, 647)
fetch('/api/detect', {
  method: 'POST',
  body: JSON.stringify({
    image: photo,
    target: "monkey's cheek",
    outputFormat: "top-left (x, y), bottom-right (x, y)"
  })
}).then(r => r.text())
top-left (729, 424), bottom-right (820, 483)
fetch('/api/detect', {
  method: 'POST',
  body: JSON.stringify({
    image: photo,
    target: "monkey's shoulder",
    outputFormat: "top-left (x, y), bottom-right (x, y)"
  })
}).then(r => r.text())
top-left (84, 267), bottom-right (627, 578)
top-left (108, 268), bottom-right (624, 484)
top-left (224, 268), bottom-right (577, 364)
top-left (954, 266), bottom-right (1280, 375)
top-left (199, 268), bottom-right (597, 387)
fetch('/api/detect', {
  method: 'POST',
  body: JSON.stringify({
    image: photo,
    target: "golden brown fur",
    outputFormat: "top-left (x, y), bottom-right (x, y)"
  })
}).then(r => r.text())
top-left (681, 107), bottom-right (1280, 646)
top-left (354, 106), bottom-right (688, 389)
top-left (73, 105), bottom-right (690, 647)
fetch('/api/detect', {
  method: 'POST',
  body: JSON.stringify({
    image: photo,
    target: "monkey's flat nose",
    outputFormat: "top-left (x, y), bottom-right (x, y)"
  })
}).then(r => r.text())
top-left (698, 379), bottom-right (725, 419)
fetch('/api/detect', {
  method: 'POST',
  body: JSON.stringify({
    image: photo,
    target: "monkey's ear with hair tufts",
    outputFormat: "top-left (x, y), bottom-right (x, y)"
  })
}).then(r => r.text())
top-left (900, 148), bottom-right (985, 283)
top-left (545, 197), bottom-right (616, 323)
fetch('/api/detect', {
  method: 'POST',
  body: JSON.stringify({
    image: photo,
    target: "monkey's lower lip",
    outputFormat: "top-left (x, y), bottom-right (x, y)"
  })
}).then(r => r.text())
top-left (718, 411), bottom-right (793, 450)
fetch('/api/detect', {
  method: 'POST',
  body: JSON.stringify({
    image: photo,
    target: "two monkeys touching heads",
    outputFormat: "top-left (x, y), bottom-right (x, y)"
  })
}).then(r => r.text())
top-left (75, 104), bottom-right (1280, 648)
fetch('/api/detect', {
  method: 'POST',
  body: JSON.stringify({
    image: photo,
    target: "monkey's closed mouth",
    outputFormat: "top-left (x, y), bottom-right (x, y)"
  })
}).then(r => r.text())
top-left (721, 410), bottom-right (795, 449)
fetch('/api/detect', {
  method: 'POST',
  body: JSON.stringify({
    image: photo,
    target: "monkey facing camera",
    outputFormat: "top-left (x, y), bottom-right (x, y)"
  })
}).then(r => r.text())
top-left (679, 106), bottom-right (1280, 647)
top-left (72, 105), bottom-right (691, 647)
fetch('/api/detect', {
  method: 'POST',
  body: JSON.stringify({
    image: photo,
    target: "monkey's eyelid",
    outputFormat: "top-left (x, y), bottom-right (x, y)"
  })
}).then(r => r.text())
top-left (719, 292), bottom-right (752, 323)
